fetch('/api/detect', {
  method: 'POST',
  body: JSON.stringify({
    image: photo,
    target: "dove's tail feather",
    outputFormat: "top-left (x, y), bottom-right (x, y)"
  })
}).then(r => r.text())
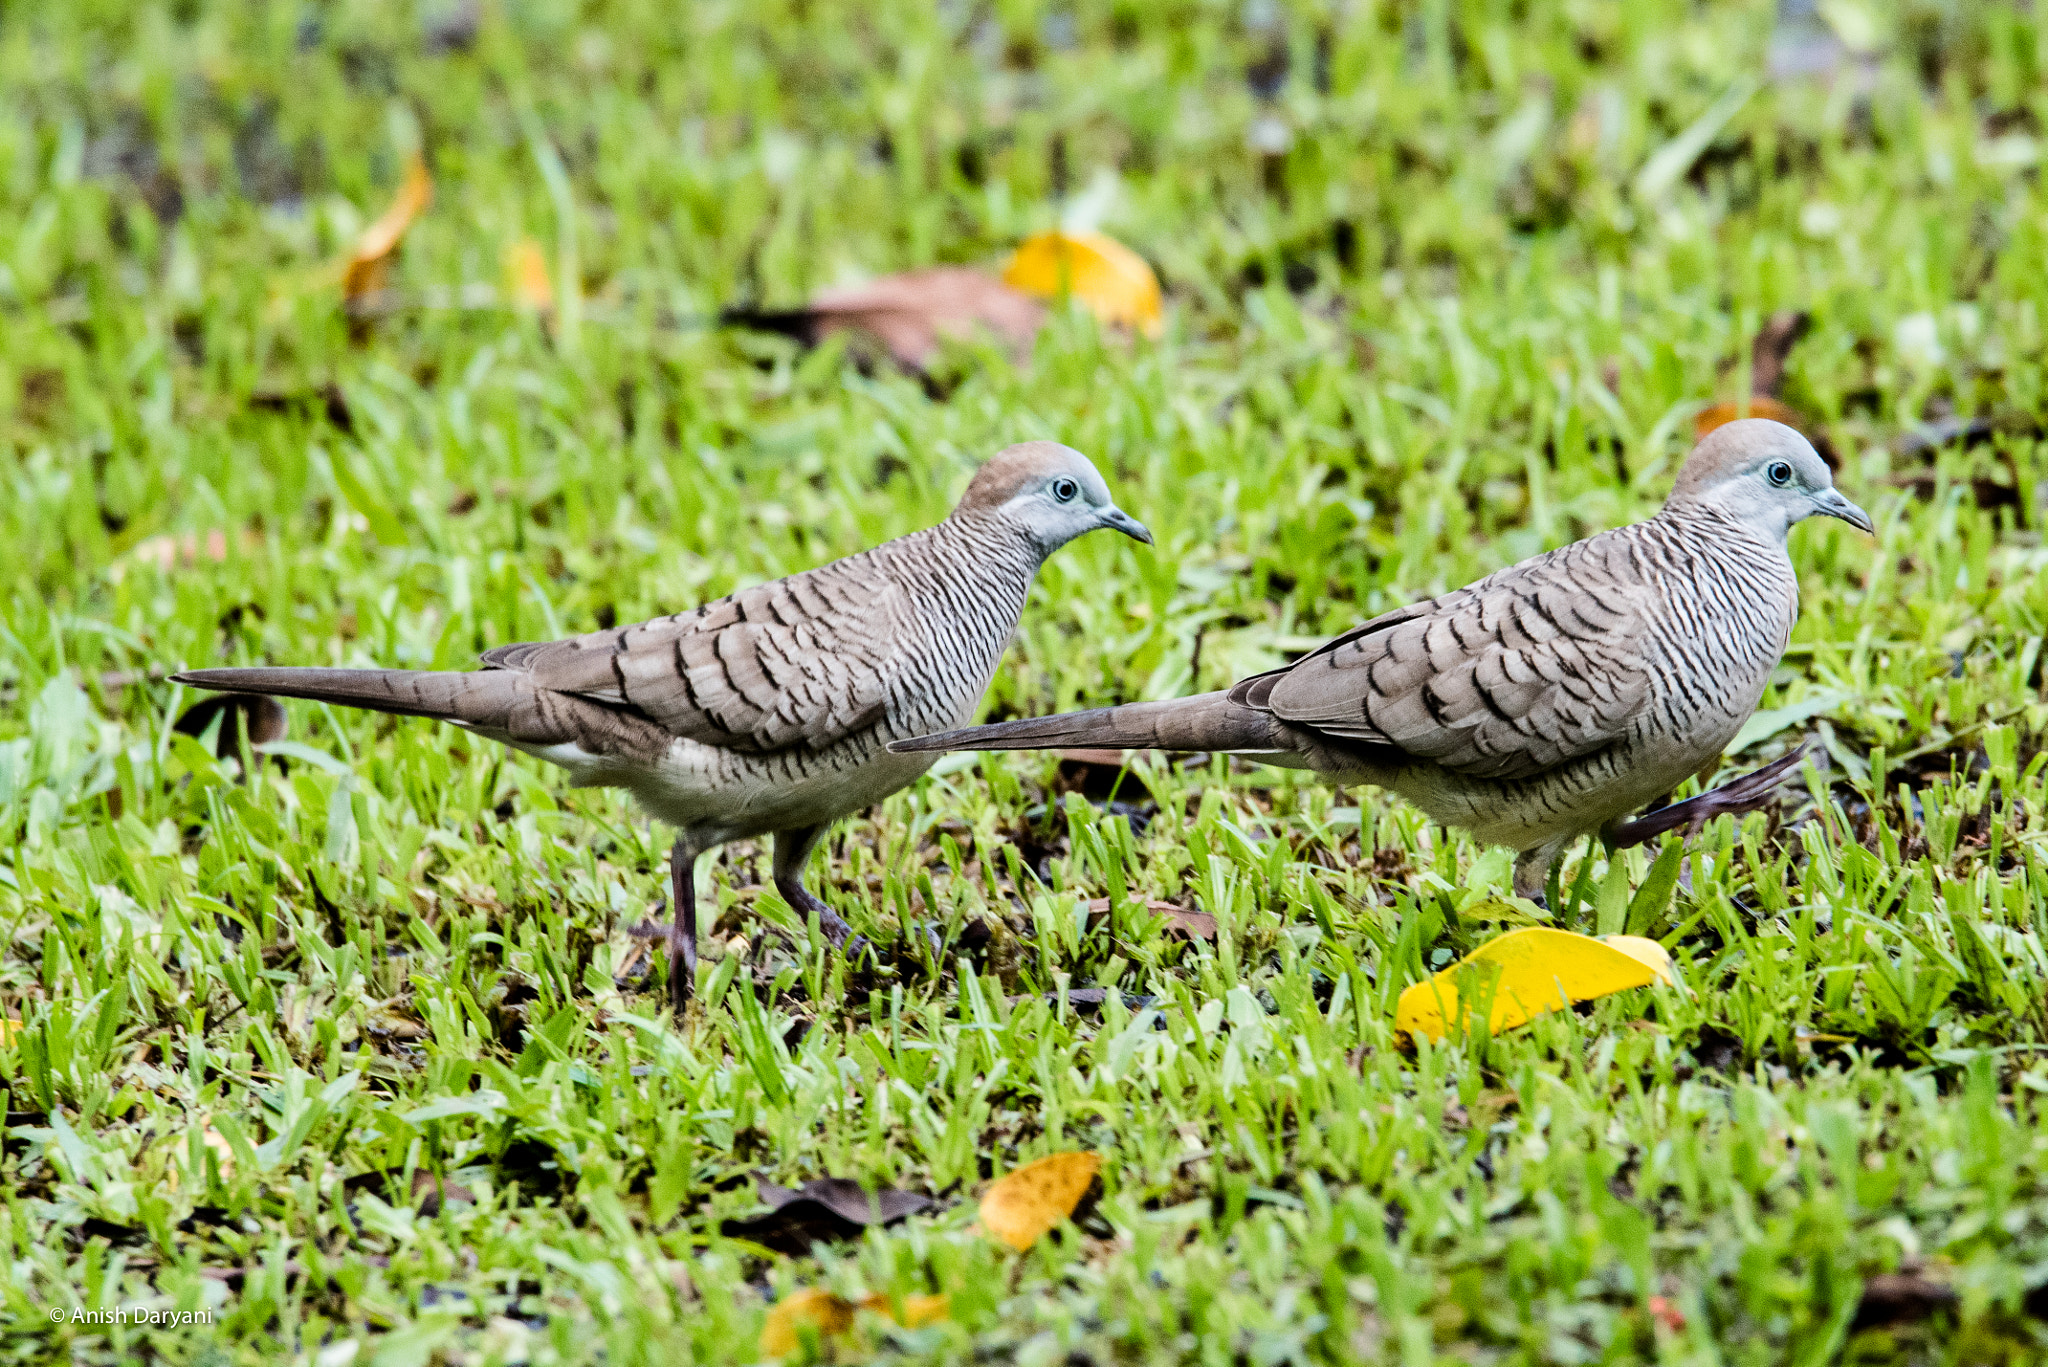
top-left (889, 691), bottom-right (1283, 756)
top-left (170, 667), bottom-right (670, 758)
top-left (173, 667), bottom-right (522, 725)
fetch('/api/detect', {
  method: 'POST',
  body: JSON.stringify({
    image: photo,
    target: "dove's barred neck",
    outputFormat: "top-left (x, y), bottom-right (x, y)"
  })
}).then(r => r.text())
top-left (1647, 501), bottom-right (1799, 712)
top-left (880, 513), bottom-right (1044, 732)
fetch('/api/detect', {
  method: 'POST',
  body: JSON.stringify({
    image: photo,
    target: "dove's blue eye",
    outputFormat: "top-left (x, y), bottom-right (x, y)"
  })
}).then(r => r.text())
top-left (1052, 478), bottom-right (1079, 502)
top-left (1766, 461), bottom-right (1793, 486)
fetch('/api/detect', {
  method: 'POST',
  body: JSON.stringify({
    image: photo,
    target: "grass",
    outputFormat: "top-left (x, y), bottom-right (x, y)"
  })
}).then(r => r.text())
top-left (5, 0), bottom-right (2048, 1361)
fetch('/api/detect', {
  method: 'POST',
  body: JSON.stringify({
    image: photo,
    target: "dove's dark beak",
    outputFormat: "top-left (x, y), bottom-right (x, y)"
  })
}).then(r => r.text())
top-left (1816, 488), bottom-right (1874, 534)
top-left (1102, 506), bottom-right (1153, 545)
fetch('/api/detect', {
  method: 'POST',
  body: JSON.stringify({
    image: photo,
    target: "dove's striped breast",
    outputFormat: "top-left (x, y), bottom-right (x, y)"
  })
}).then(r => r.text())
top-left (1450, 507), bottom-right (1799, 843)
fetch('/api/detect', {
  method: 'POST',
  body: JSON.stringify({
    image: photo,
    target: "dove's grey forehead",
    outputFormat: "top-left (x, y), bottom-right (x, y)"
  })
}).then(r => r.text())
top-left (1670, 419), bottom-right (1830, 500)
top-left (956, 442), bottom-right (1107, 512)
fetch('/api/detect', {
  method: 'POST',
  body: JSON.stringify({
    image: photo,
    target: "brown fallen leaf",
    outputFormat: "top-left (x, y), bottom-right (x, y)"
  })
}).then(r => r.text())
top-left (342, 155), bottom-right (433, 301)
top-left (174, 693), bottom-right (288, 773)
top-left (1696, 311), bottom-right (1838, 467)
top-left (722, 1176), bottom-right (931, 1254)
top-left (338, 1168), bottom-right (477, 1215)
top-left (1084, 898), bottom-right (1216, 942)
top-left (1003, 231), bottom-right (1163, 336)
top-left (363, 1007), bottom-right (428, 1043)
top-left (726, 267), bottom-right (1044, 373)
top-left (410, 1170), bottom-right (475, 1216)
top-left (1154, 905), bottom-right (1217, 943)
top-left (1053, 748), bottom-right (1152, 802)
top-left (1693, 394), bottom-right (1807, 440)
top-left (1748, 309), bottom-right (1810, 398)
top-left (248, 382), bottom-right (355, 434)
top-left (1852, 1270), bottom-right (1957, 1329)
top-left (978, 1151), bottom-right (1101, 1251)
top-left (1005, 986), bottom-right (1160, 1013)
top-left (759, 1288), bottom-right (951, 1356)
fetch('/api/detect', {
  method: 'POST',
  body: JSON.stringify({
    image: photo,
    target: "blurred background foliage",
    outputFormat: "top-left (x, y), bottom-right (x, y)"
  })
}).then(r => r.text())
top-left (4, 0), bottom-right (2041, 712)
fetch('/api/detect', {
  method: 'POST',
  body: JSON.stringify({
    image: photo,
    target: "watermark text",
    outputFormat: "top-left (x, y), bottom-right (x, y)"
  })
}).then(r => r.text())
top-left (47, 1306), bottom-right (216, 1328)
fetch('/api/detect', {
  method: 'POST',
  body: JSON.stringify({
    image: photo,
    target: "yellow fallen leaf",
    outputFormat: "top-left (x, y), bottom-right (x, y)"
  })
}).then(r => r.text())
top-left (1395, 928), bottom-right (1675, 1041)
top-left (978, 1151), bottom-right (1101, 1251)
top-left (760, 1288), bottom-right (856, 1356)
top-left (0, 1019), bottom-right (20, 1045)
top-left (504, 238), bottom-right (554, 311)
top-left (1003, 231), bottom-right (1162, 336)
top-left (859, 1291), bottom-right (950, 1328)
top-left (343, 155), bottom-right (434, 300)
top-left (1599, 934), bottom-right (1678, 982)
top-left (759, 1288), bottom-right (951, 1355)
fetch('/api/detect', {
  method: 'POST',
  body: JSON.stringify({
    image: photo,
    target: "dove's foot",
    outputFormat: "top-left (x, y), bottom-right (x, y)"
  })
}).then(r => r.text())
top-left (776, 877), bottom-right (855, 945)
top-left (1513, 838), bottom-right (1566, 909)
top-left (769, 827), bottom-right (934, 975)
top-left (772, 823), bottom-right (872, 964)
top-left (1607, 745), bottom-right (1808, 850)
top-left (777, 876), bottom-right (869, 962)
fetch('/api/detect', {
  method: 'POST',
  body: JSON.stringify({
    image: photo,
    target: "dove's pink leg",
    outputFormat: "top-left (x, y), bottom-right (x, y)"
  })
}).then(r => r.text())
top-left (668, 838), bottom-right (700, 1010)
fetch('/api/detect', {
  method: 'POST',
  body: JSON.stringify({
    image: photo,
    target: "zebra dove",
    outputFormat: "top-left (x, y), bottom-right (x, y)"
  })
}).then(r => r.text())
top-left (893, 420), bottom-right (1872, 902)
top-left (174, 442), bottom-right (1150, 1006)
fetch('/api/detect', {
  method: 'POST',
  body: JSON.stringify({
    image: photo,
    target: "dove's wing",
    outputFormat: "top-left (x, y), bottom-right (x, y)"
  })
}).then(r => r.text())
top-left (484, 555), bottom-right (916, 754)
top-left (1241, 535), bottom-right (1654, 781)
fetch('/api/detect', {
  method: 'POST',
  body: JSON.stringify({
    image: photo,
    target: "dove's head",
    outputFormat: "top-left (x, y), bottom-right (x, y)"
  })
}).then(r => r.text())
top-left (1667, 418), bottom-right (1873, 540)
top-left (953, 441), bottom-right (1153, 556)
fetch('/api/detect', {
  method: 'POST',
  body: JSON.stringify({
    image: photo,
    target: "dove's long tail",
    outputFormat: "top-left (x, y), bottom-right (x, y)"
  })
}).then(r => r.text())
top-left (174, 667), bottom-right (522, 724)
top-left (888, 690), bottom-right (1284, 756)
top-left (171, 667), bottom-right (668, 757)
